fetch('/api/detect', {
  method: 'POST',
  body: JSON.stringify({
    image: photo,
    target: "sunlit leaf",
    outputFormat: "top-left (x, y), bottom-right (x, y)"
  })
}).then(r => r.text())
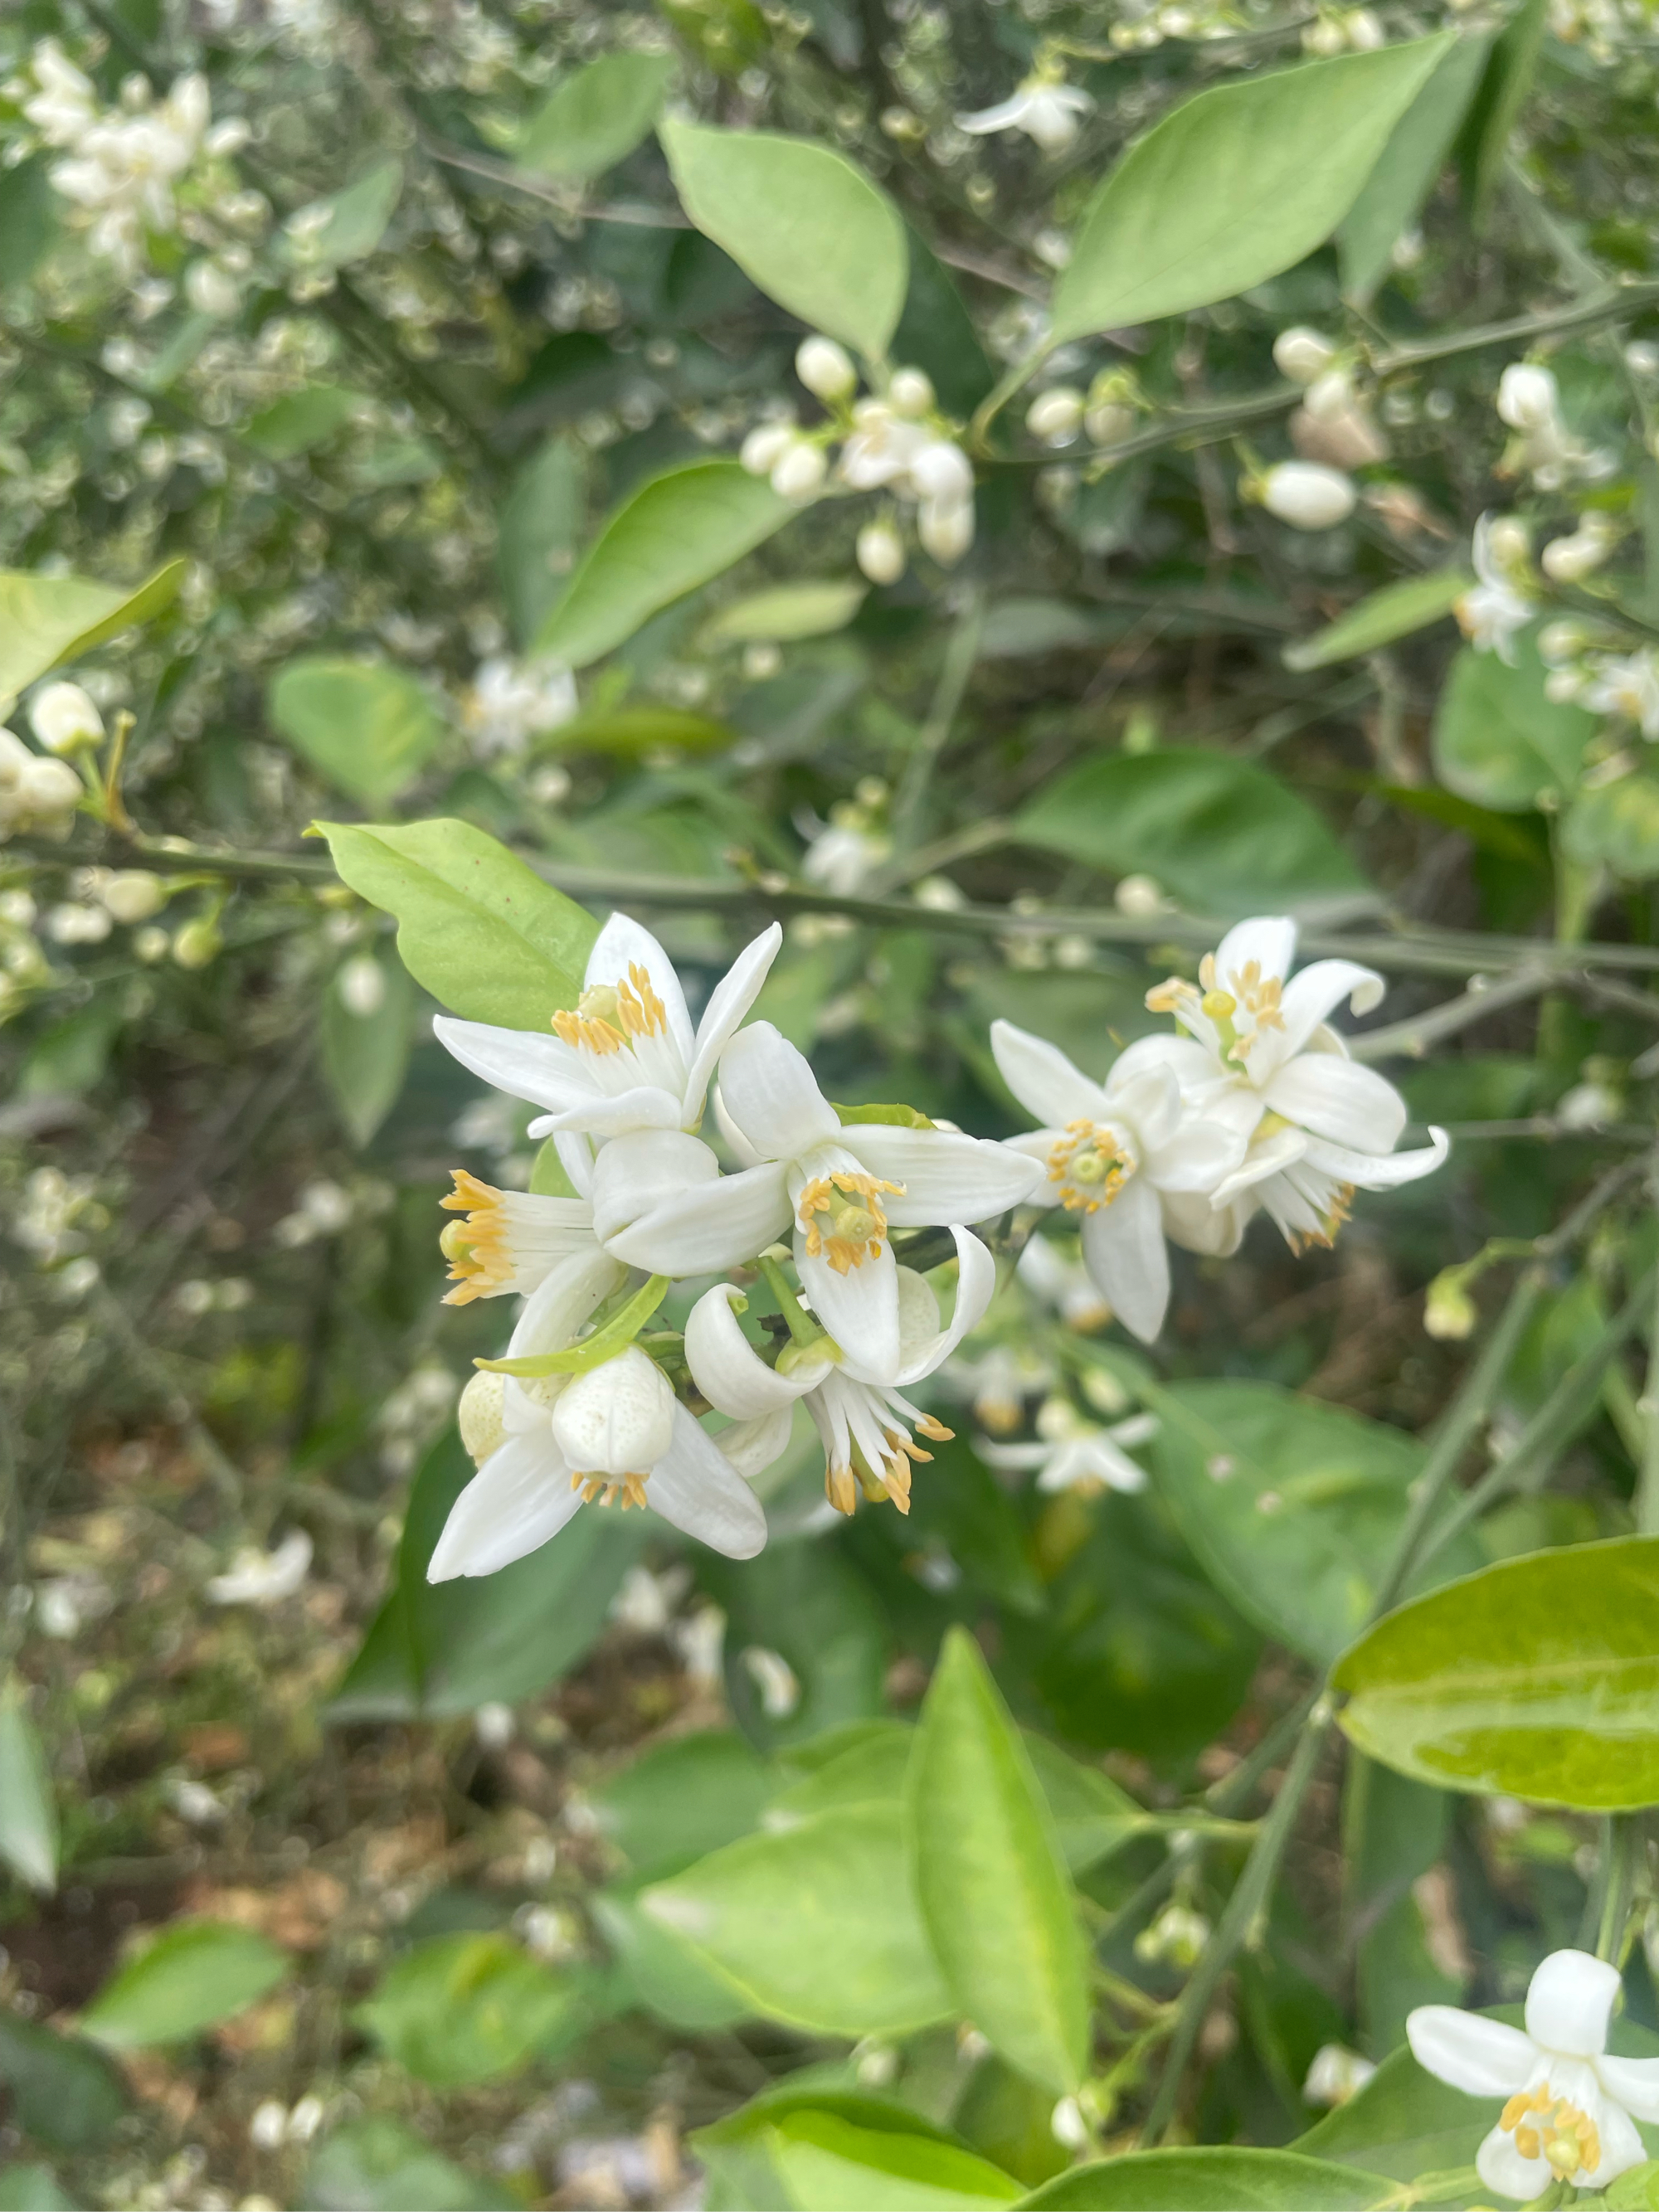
top-left (701, 580), bottom-right (867, 646)
top-left (1019, 2146), bottom-right (1398, 2208)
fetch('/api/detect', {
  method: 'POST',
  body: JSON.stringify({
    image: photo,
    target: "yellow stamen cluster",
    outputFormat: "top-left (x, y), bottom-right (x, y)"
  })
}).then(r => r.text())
top-left (552, 963), bottom-right (669, 1054)
top-left (438, 1169), bottom-right (511, 1305)
top-left (797, 1170), bottom-right (902, 1273)
top-left (1046, 1121), bottom-right (1131, 1214)
top-left (1285, 1182), bottom-right (1355, 1257)
top-left (1501, 2084), bottom-right (1601, 2178)
top-left (824, 1413), bottom-right (953, 1518)
top-left (570, 1468), bottom-right (650, 1509)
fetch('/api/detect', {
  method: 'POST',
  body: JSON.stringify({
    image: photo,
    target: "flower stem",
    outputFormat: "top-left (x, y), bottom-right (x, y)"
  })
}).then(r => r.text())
top-left (758, 1256), bottom-right (824, 1351)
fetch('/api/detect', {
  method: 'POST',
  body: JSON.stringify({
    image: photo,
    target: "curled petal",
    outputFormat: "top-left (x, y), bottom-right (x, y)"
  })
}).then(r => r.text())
top-left (1300, 1126), bottom-right (1450, 1190)
top-left (647, 1406), bottom-right (769, 1558)
top-left (589, 1128), bottom-right (722, 1245)
top-left (526, 1085), bottom-right (684, 1138)
top-left (1406, 2005), bottom-right (1535, 2098)
top-left (1475, 2122), bottom-right (1550, 2204)
top-left (1081, 1176), bottom-right (1168, 1344)
top-left (1214, 915), bottom-right (1297, 990)
top-left (859, 1224), bottom-right (997, 1388)
top-left (1525, 1948), bottom-right (1621, 2056)
top-left (427, 1432), bottom-right (581, 1581)
top-left (507, 1249), bottom-right (627, 1360)
top-left (682, 921), bottom-right (783, 1125)
top-left (718, 1405), bottom-right (798, 1480)
top-left (1209, 1125), bottom-right (1309, 1209)
top-left (990, 1019), bottom-right (1109, 1127)
top-left (1275, 958), bottom-right (1386, 1062)
top-left (839, 1124), bottom-right (1044, 1225)
top-left (718, 1022), bottom-right (840, 1162)
top-left (1263, 1054), bottom-right (1408, 1155)
top-left (1595, 2053), bottom-right (1659, 2122)
top-left (435, 1017), bottom-right (591, 1115)
top-left (686, 1283), bottom-right (827, 1418)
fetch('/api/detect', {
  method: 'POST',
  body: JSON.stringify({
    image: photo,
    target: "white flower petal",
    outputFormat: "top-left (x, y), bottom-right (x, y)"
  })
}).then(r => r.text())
top-left (956, 92), bottom-right (1029, 134)
top-left (427, 1432), bottom-right (582, 1580)
top-left (1275, 959), bottom-right (1386, 1062)
top-left (1263, 1054), bottom-right (1408, 1155)
top-left (681, 922), bottom-right (783, 1124)
top-left (1595, 2053), bottom-right (1659, 2122)
top-left (1526, 1948), bottom-right (1621, 2055)
top-left (553, 1130), bottom-right (594, 1197)
top-left (1475, 2120), bottom-right (1550, 2204)
top-left (551, 1344), bottom-right (676, 1475)
top-left (526, 1085), bottom-right (684, 1138)
top-left (647, 1406), bottom-right (769, 1557)
top-left (990, 1019), bottom-right (1109, 1126)
top-left (1143, 1114), bottom-right (1245, 1195)
top-left (586, 912), bottom-right (694, 1067)
top-left (435, 1016), bottom-right (594, 1115)
top-left (1214, 915), bottom-right (1297, 989)
top-left (718, 1405), bottom-right (798, 1480)
top-left (839, 1124), bottom-right (1044, 1224)
top-left (1161, 1187), bottom-right (1253, 1258)
top-left (1300, 1126), bottom-right (1450, 1190)
top-left (1406, 2006), bottom-right (1536, 2097)
top-left (602, 1159), bottom-right (791, 1276)
top-left (713, 1082), bottom-right (767, 1169)
top-left (589, 1128), bottom-right (722, 1245)
top-left (1111, 1033), bottom-right (1220, 1092)
top-left (798, 1232), bottom-right (901, 1383)
top-left (686, 1283), bottom-right (826, 1418)
top-left (1209, 1125), bottom-right (1309, 1208)
top-left (1081, 1177), bottom-right (1169, 1344)
top-left (718, 1022), bottom-right (840, 1162)
top-left (844, 1224), bottom-right (999, 1389)
top-left (507, 1249), bottom-right (627, 1359)
top-left (1106, 1058), bottom-right (1180, 1153)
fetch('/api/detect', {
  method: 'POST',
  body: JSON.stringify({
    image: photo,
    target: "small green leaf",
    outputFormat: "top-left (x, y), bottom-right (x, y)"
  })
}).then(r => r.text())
top-left (244, 385), bottom-right (367, 459)
top-left (301, 2117), bottom-right (517, 2210)
top-left (1431, 630), bottom-right (1596, 811)
top-left (909, 1629), bottom-right (1089, 2096)
top-left (702, 579), bottom-right (867, 646)
top-left (833, 1101), bottom-right (937, 1130)
top-left (0, 560), bottom-right (186, 711)
top-left (316, 816), bottom-right (597, 1028)
top-left (0, 2015), bottom-right (125, 2153)
top-left (280, 158), bottom-right (403, 270)
top-left (766, 2111), bottom-right (1021, 2209)
top-left (355, 1932), bottom-right (584, 2087)
top-left (535, 459), bottom-right (792, 668)
top-left (1284, 569), bottom-right (1472, 672)
top-left (319, 946), bottom-right (414, 1148)
top-left (517, 51), bottom-right (675, 179)
top-left (1052, 36), bottom-right (1454, 342)
top-left (269, 657), bottom-right (445, 809)
top-left (1563, 770), bottom-right (1659, 881)
top-left (693, 2088), bottom-right (989, 2212)
top-left (1334, 1534), bottom-right (1659, 1808)
top-left (1608, 2161), bottom-right (1659, 2210)
top-left (659, 119), bottom-right (908, 362)
top-left (80, 1921), bottom-right (288, 2048)
top-left (1337, 35), bottom-right (1490, 303)
top-left (1019, 2146), bottom-right (1399, 2208)
top-left (0, 1685), bottom-right (57, 1892)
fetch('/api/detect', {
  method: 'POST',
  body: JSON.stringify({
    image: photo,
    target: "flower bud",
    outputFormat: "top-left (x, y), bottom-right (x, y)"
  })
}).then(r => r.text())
top-left (338, 951), bottom-right (387, 1016)
top-left (458, 1369), bottom-right (507, 1464)
top-left (1301, 368), bottom-right (1356, 422)
top-left (1423, 1268), bottom-right (1477, 1341)
top-left (1539, 620), bottom-right (1587, 665)
top-left (740, 421), bottom-right (795, 476)
top-left (795, 334), bottom-right (857, 402)
top-left (1115, 873), bottom-right (1166, 916)
top-left (1272, 327), bottom-right (1338, 386)
top-left (1084, 400), bottom-right (1134, 445)
top-left (742, 641), bottom-right (782, 681)
top-left (1545, 667), bottom-right (1588, 704)
top-left (134, 925), bottom-right (170, 963)
top-left (1542, 518), bottom-right (1615, 584)
top-left (1259, 460), bottom-right (1355, 530)
top-left (1026, 386), bottom-right (1085, 445)
top-left (100, 869), bottom-right (164, 923)
top-left (908, 440), bottom-right (974, 504)
top-left (1485, 514), bottom-right (1530, 569)
top-left (551, 1344), bottom-right (676, 1476)
top-left (29, 681), bottom-right (104, 754)
top-left (856, 518), bottom-right (907, 585)
top-left (185, 260), bottom-right (241, 318)
top-left (1497, 362), bottom-right (1560, 434)
top-left (887, 366), bottom-right (934, 417)
top-left (771, 439), bottom-right (828, 503)
top-left (173, 916), bottom-right (222, 969)
top-left (20, 756), bottom-right (84, 813)
top-left (917, 496), bottom-right (975, 565)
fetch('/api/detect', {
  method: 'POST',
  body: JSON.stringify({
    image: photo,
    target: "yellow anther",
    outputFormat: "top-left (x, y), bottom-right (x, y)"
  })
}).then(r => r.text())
top-left (570, 1469), bottom-right (650, 1509)
top-left (1501, 2084), bottom-right (1599, 2180)
top-left (438, 1169), bottom-right (512, 1304)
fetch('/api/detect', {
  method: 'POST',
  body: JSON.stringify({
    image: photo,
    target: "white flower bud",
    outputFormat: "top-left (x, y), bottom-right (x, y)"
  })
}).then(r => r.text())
top-left (742, 642), bottom-right (782, 681)
top-left (1497, 362), bottom-right (1560, 434)
top-left (1539, 620), bottom-right (1587, 665)
top-left (184, 259), bottom-right (241, 318)
top-left (100, 869), bottom-right (164, 923)
top-left (134, 925), bottom-right (170, 963)
top-left (1260, 460), bottom-right (1356, 530)
top-left (917, 496), bottom-right (975, 565)
top-left (795, 335), bottom-right (857, 402)
top-left (29, 681), bottom-right (104, 754)
top-left (1542, 518), bottom-right (1615, 584)
top-left (740, 421), bottom-right (796, 476)
top-left (458, 1369), bottom-right (507, 1465)
top-left (20, 756), bottom-right (84, 812)
top-left (1084, 400), bottom-right (1135, 445)
top-left (338, 951), bottom-right (387, 1016)
top-left (1272, 327), bottom-right (1338, 386)
top-left (173, 916), bottom-right (222, 969)
top-left (1485, 514), bottom-right (1530, 568)
top-left (887, 366), bottom-right (935, 417)
top-left (908, 440), bottom-right (974, 504)
top-left (0, 728), bottom-right (32, 794)
top-left (1115, 873), bottom-right (1166, 916)
top-left (1545, 667), bottom-right (1588, 704)
top-left (46, 902), bottom-right (111, 946)
top-left (1302, 368), bottom-right (1357, 422)
top-left (551, 1344), bottom-right (675, 1476)
top-left (771, 439), bottom-right (828, 503)
top-left (856, 518), bottom-right (907, 585)
top-left (1346, 10), bottom-right (1384, 48)
top-left (1026, 387), bottom-right (1086, 445)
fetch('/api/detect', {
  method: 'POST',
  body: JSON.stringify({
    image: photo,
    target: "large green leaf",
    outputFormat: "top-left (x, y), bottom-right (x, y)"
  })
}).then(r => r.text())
top-left (301, 2118), bottom-right (516, 2211)
top-left (768, 2111), bottom-right (1020, 2210)
top-left (1051, 36), bottom-right (1453, 343)
top-left (1283, 570), bottom-right (1471, 673)
top-left (0, 1685), bottom-right (57, 1893)
top-left (269, 657), bottom-right (444, 809)
top-left (0, 561), bottom-right (186, 710)
top-left (80, 1920), bottom-right (288, 2048)
top-left (1563, 770), bottom-right (1659, 882)
top-left (592, 1886), bottom-right (756, 2029)
top-left (0, 2015), bottom-right (125, 2153)
top-left (354, 1933), bottom-right (585, 2086)
top-left (317, 817), bottom-right (597, 1028)
top-left (1014, 748), bottom-right (1363, 915)
top-left (280, 158), bottom-right (403, 270)
top-left (1019, 2147), bottom-right (1397, 2208)
top-left (1150, 1381), bottom-right (1483, 1668)
top-left (1431, 630), bottom-right (1594, 811)
top-left (908, 1630), bottom-right (1088, 2096)
top-left (1333, 1534), bottom-right (1659, 1809)
top-left (517, 51), bottom-right (675, 179)
top-left (640, 1805), bottom-right (951, 2038)
top-left (1337, 35), bottom-right (1490, 303)
top-left (659, 120), bottom-right (907, 361)
top-left (534, 459), bottom-right (792, 668)
top-left (1455, 0), bottom-right (1547, 221)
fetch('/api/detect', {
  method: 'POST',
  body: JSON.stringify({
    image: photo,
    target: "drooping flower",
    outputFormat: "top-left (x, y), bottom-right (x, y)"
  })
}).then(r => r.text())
top-left (685, 1225), bottom-right (995, 1514)
top-left (1016, 1232), bottom-right (1112, 1332)
top-left (957, 73), bottom-right (1093, 153)
top-left (979, 1399), bottom-right (1156, 1495)
top-left (1457, 514), bottom-right (1536, 664)
top-left (990, 1021), bottom-right (1244, 1343)
top-left (435, 914), bottom-right (781, 1141)
top-left (1408, 1950), bottom-right (1659, 2200)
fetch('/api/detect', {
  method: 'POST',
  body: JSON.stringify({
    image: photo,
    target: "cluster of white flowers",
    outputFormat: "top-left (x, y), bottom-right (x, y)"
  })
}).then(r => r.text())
top-left (740, 339), bottom-right (977, 577)
top-left (420, 912), bottom-right (1445, 1577)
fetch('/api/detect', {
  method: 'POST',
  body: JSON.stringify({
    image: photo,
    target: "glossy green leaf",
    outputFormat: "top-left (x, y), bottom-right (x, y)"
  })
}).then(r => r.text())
top-left (354, 1932), bottom-right (583, 2086)
top-left (0, 2015), bottom-right (125, 2153)
top-left (301, 2117), bottom-right (517, 2210)
top-left (588, 1729), bottom-right (776, 1881)
top-left (244, 384), bottom-right (366, 459)
top-left (766, 1726), bottom-right (912, 1821)
top-left (80, 1919), bottom-right (288, 2048)
top-left (316, 817), bottom-right (597, 1028)
top-left (0, 1685), bottom-right (57, 1893)
top-left (1051, 36), bottom-right (1453, 343)
top-left (693, 2088), bottom-right (987, 2212)
top-left (1014, 748), bottom-right (1363, 916)
top-left (1563, 770), bottom-right (1659, 881)
top-left (592, 1886), bottom-right (756, 2028)
top-left (1432, 629), bottom-right (1595, 811)
top-left (660, 119), bottom-right (907, 361)
top-left (892, 227), bottom-right (995, 417)
top-left (1019, 2147), bottom-right (1397, 2208)
top-left (497, 435), bottom-right (586, 648)
top-left (1150, 1380), bottom-right (1483, 1667)
top-left (269, 656), bottom-right (444, 809)
top-left (1283, 569), bottom-right (1472, 672)
top-left (0, 560), bottom-right (186, 710)
top-left (319, 946), bottom-right (414, 1148)
top-left (908, 1629), bottom-right (1088, 2095)
top-left (1020, 1735), bottom-right (1149, 1874)
top-left (534, 459), bottom-right (792, 668)
top-left (517, 51), bottom-right (675, 179)
top-left (640, 1804), bottom-right (951, 2038)
top-left (702, 580), bottom-right (866, 645)
top-left (768, 2111), bottom-right (1021, 2209)
top-left (280, 158), bottom-right (403, 270)
top-left (1333, 1534), bottom-right (1659, 1808)
top-left (1337, 35), bottom-right (1490, 303)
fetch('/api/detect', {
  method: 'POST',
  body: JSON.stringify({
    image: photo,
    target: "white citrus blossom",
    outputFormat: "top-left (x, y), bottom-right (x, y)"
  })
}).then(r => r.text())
top-left (437, 1167), bottom-right (599, 1305)
top-left (1017, 1232), bottom-right (1112, 1331)
top-left (980, 1399), bottom-right (1157, 1495)
top-left (464, 655), bottom-right (577, 757)
top-left (1457, 513), bottom-right (1536, 664)
top-left (46, 69), bottom-right (212, 275)
top-left (990, 1021), bottom-right (1245, 1344)
top-left (430, 1253), bottom-right (766, 1574)
top-left (957, 74), bottom-right (1093, 153)
top-left (435, 914), bottom-right (782, 1141)
top-left (686, 1225), bottom-right (995, 1514)
top-left (1584, 649), bottom-right (1659, 738)
top-left (942, 1340), bottom-right (1055, 1434)
top-left (1408, 1950), bottom-right (1659, 2200)
top-left (1141, 916), bottom-right (1449, 1254)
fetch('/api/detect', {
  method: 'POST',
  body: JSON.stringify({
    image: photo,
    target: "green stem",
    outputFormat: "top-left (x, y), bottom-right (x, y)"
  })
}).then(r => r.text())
top-left (968, 341), bottom-right (1055, 453)
top-left (759, 1256), bottom-right (825, 1351)
top-left (1591, 1812), bottom-right (1642, 1963)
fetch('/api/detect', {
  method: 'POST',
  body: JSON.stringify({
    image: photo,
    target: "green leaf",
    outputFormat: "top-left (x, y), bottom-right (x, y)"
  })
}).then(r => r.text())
top-left (1019, 2147), bottom-right (1397, 2208)
top-left (908, 1629), bottom-right (1089, 2096)
top-left (1051, 35), bottom-right (1453, 343)
top-left (892, 228), bottom-right (995, 418)
top-left (588, 1729), bottom-right (776, 1881)
top-left (80, 1920), bottom-right (288, 2048)
top-left (693, 2088), bottom-right (988, 2212)
top-left (319, 946), bottom-right (415, 1148)
top-left (1345, 1757), bottom-right (1460, 2054)
top-left (535, 459), bottom-right (792, 668)
top-left (703, 1538), bottom-right (888, 1753)
top-left (701, 579), bottom-right (867, 646)
top-left (316, 817), bottom-right (597, 1028)
top-left (767, 1726), bottom-right (913, 1821)
top-left (269, 657), bottom-right (445, 809)
top-left (0, 158), bottom-right (60, 291)
top-left (497, 435), bottom-right (586, 649)
top-left (0, 560), bottom-right (186, 711)
top-left (244, 385), bottom-right (367, 460)
top-left (517, 51), bottom-right (676, 179)
top-left (659, 119), bottom-right (908, 362)
top-left (280, 158), bottom-right (403, 270)
top-left (767, 2111), bottom-right (1021, 2210)
top-left (1283, 570), bottom-right (1472, 672)
top-left (1455, 0), bottom-right (1547, 222)
top-left (1013, 748), bottom-right (1364, 915)
top-left (640, 1805), bottom-right (951, 2038)
top-left (592, 1886), bottom-right (756, 2028)
top-left (0, 2015), bottom-right (125, 2153)
top-left (557, 704), bottom-right (736, 756)
top-left (0, 2164), bottom-right (75, 2210)
top-left (1020, 1735), bottom-right (1149, 1875)
top-left (0, 1685), bottom-right (57, 1892)
top-left (301, 2117), bottom-right (517, 2210)
top-left (1149, 1380), bottom-right (1483, 1669)
top-left (1431, 629), bottom-right (1595, 811)
top-left (355, 1932), bottom-right (584, 2087)
top-left (1563, 770), bottom-right (1659, 882)
top-left (1337, 34), bottom-right (1491, 303)
top-left (1333, 1534), bottom-right (1659, 1810)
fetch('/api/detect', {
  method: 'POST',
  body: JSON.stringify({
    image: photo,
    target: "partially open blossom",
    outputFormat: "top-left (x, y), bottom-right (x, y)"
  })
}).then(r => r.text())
top-left (1457, 514), bottom-right (1536, 664)
top-left (465, 656), bottom-right (577, 757)
top-left (1017, 1232), bottom-right (1112, 1331)
top-left (1303, 2044), bottom-right (1377, 2107)
top-left (957, 73), bottom-right (1093, 153)
top-left (1583, 649), bottom-right (1659, 738)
